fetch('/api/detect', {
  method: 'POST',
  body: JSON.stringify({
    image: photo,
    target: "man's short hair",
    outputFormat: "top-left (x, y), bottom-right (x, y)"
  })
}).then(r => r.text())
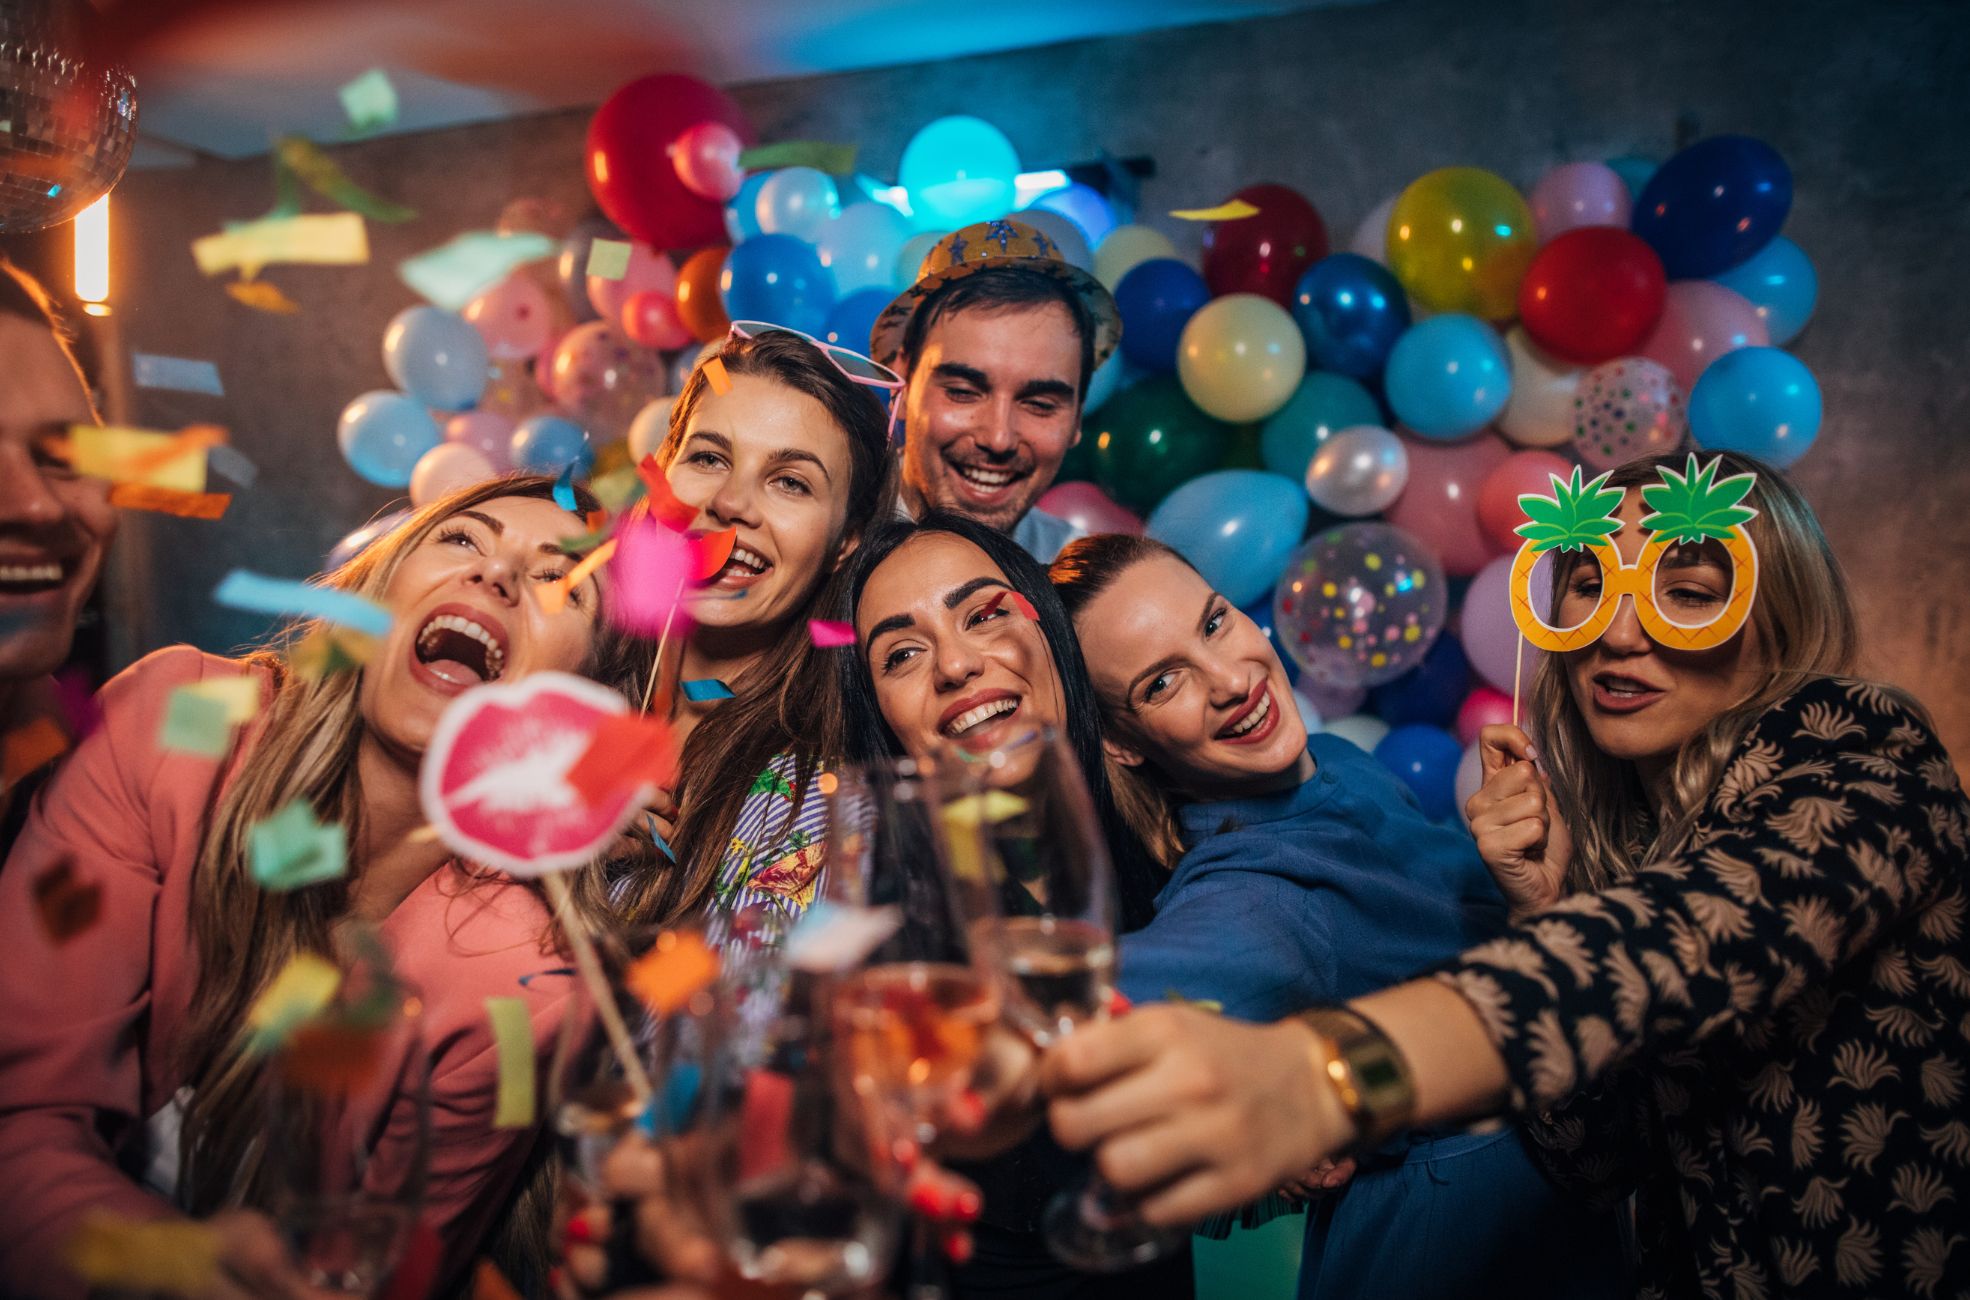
top-left (897, 265), bottom-right (1096, 405)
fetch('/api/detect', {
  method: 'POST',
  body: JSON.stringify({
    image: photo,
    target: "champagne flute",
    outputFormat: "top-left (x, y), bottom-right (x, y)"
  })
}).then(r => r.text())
top-left (945, 728), bottom-right (1186, 1272)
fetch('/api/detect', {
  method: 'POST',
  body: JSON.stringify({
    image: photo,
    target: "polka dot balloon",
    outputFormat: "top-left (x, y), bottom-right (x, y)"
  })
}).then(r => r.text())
top-left (1572, 357), bottom-right (1688, 471)
top-left (1274, 522), bottom-right (1448, 688)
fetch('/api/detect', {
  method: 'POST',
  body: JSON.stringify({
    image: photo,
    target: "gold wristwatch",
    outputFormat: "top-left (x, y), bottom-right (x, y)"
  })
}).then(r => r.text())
top-left (1296, 1006), bottom-right (1417, 1150)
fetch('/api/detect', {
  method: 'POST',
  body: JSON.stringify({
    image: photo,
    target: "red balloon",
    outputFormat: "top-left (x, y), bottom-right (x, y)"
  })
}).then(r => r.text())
top-left (585, 75), bottom-right (752, 250)
top-left (1200, 183), bottom-right (1330, 305)
top-left (621, 290), bottom-right (693, 351)
top-left (1516, 227), bottom-right (1666, 364)
top-left (1476, 449), bottom-right (1575, 553)
top-left (1036, 481), bottom-right (1143, 536)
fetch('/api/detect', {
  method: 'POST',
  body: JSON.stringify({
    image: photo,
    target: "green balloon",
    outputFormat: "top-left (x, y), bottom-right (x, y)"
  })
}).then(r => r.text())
top-left (1260, 371), bottom-right (1383, 482)
top-left (1055, 424), bottom-right (1098, 485)
top-left (1088, 375), bottom-right (1236, 512)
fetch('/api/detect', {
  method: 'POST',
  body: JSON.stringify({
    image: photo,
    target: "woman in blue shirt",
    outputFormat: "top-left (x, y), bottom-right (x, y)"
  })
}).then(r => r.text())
top-left (1049, 532), bottom-right (1624, 1300)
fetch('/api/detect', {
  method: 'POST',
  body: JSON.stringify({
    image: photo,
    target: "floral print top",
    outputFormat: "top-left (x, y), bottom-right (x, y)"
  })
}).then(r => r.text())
top-left (702, 752), bottom-right (828, 956)
top-left (1438, 677), bottom-right (1970, 1298)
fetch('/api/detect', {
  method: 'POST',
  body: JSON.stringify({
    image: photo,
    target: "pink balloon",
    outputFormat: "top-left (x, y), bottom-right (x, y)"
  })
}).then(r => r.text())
top-left (445, 411), bottom-right (516, 469)
top-left (547, 321), bottom-right (667, 442)
top-left (1528, 163), bottom-right (1632, 243)
top-left (1476, 449), bottom-right (1574, 553)
top-left (1037, 481), bottom-right (1143, 537)
top-left (671, 121), bottom-right (746, 201)
top-left (1572, 357), bottom-right (1688, 471)
top-left (410, 442), bottom-right (498, 507)
top-left (587, 241), bottom-right (679, 321)
top-left (621, 290), bottom-right (694, 351)
top-left (1455, 685), bottom-right (1515, 746)
top-left (1638, 281), bottom-right (1769, 393)
top-left (1384, 431), bottom-right (1513, 577)
top-left (1461, 554), bottom-right (1542, 696)
top-left (463, 273), bottom-right (557, 361)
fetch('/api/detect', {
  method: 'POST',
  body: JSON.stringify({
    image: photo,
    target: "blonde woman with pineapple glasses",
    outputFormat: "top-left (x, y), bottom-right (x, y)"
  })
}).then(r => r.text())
top-left (1038, 451), bottom-right (1970, 1299)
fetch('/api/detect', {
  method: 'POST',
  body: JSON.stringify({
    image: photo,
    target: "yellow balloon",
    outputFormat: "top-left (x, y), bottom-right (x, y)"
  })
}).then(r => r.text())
top-left (1385, 167), bottom-right (1536, 320)
top-left (1094, 224), bottom-right (1178, 290)
top-left (1176, 293), bottom-right (1307, 423)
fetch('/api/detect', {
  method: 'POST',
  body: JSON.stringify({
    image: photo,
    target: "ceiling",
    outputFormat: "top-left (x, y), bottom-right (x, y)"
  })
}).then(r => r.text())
top-left (126, 0), bottom-right (1350, 164)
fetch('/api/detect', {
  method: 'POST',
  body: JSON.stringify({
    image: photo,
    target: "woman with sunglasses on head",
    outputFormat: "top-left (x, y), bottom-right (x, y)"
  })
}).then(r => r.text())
top-left (0, 476), bottom-right (660, 1299)
top-left (1041, 452), bottom-right (1970, 1299)
top-left (1048, 532), bottom-right (1625, 1299)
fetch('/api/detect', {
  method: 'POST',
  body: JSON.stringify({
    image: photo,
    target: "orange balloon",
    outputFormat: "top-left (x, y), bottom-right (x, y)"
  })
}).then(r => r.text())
top-left (676, 246), bottom-right (731, 343)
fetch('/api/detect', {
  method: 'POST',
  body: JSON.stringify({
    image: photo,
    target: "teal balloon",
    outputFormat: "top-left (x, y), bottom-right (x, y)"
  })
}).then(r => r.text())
top-left (337, 391), bottom-right (441, 487)
top-left (1083, 351), bottom-right (1126, 416)
top-left (1687, 346), bottom-right (1821, 468)
top-left (899, 115), bottom-right (1019, 227)
top-left (382, 306), bottom-right (489, 412)
top-left (1605, 155), bottom-right (1657, 199)
top-left (1384, 315), bottom-right (1511, 441)
top-left (1260, 372), bottom-right (1381, 481)
top-left (1711, 235), bottom-right (1818, 346)
top-left (1147, 470), bottom-right (1310, 608)
top-left (1088, 375), bottom-right (1235, 512)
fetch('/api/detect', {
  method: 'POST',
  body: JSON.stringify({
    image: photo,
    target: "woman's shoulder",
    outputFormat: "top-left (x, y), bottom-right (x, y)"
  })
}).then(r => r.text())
top-left (100, 644), bottom-right (267, 716)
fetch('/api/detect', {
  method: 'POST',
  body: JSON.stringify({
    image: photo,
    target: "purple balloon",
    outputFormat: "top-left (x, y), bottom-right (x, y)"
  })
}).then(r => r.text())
top-left (1461, 554), bottom-right (1542, 697)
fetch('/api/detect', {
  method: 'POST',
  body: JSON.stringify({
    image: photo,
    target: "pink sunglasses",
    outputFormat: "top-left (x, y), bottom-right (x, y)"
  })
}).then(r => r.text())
top-left (726, 320), bottom-right (905, 393)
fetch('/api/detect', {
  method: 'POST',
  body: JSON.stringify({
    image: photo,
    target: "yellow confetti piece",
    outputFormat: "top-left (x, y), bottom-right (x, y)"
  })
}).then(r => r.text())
top-left (625, 930), bottom-right (720, 1016)
top-left (225, 279), bottom-right (301, 313)
top-left (940, 790), bottom-right (1031, 829)
top-left (485, 996), bottom-right (535, 1128)
top-left (1170, 199), bottom-right (1262, 221)
top-left (159, 686), bottom-right (233, 758)
top-left (182, 675), bottom-right (262, 725)
top-left (65, 1212), bottom-right (220, 1296)
top-left (69, 424), bottom-right (207, 492)
top-left (245, 953), bottom-right (342, 1055)
top-left (585, 238), bottom-right (632, 280)
top-left (287, 627), bottom-right (378, 681)
top-left (193, 212), bottom-right (369, 279)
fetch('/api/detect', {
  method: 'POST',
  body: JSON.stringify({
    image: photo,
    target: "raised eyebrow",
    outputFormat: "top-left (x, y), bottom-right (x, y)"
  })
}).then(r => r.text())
top-left (944, 576), bottom-right (1010, 610)
top-left (682, 430), bottom-right (731, 452)
top-left (865, 612), bottom-right (916, 649)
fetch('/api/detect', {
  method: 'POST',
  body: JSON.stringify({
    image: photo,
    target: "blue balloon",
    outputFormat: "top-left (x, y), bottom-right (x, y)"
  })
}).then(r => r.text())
top-left (1084, 351), bottom-right (1127, 415)
top-left (337, 391), bottom-right (441, 487)
top-left (1604, 154), bottom-right (1657, 199)
top-left (382, 306), bottom-right (490, 412)
top-left (1711, 235), bottom-right (1818, 346)
top-left (1367, 633), bottom-right (1470, 728)
top-left (1384, 315), bottom-right (1511, 441)
top-left (1239, 588), bottom-right (1300, 687)
top-left (755, 167), bottom-right (841, 243)
top-left (326, 508), bottom-right (411, 572)
top-left (1259, 372), bottom-right (1382, 480)
top-left (510, 415), bottom-right (594, 477)
top-left (1373, 724), bottom-right (1464, 821)
top-left (899, 116), bottom-right (1020, 228)
top-left (1687, 346), bottom-right (1821, 468)
top-left (720, 234), bottom-right (836, 337)
top-left (1030, 182), bottom-right (1115, 246)
top-left (1631, 135), bottom-right (1792, 280)
top-left (724, 172), bottom-right (771, 244)
top-left (822, 288), bottom-right (893, 353)
top-left (1115, 258), bottom-right (1210, 373)
top-left (1146, 470), bottom-right (1310, 609)
top-left (1291, 254), bottom-right (1412, 381)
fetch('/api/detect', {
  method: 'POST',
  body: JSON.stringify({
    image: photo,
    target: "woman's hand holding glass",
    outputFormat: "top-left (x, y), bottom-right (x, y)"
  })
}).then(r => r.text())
top-left (1465, 724), bottom-right (1572, 918)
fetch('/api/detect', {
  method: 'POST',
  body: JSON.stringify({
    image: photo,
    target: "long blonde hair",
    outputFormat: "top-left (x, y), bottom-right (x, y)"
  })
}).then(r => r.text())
top-left (176, 475), bottom-right (658, 1212)
top-left (1528, 450), bottom-right (1914, 890)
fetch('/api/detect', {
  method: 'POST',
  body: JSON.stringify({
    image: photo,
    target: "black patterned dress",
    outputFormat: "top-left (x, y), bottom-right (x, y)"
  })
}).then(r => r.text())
top-left (1436, 677), bottom-right (1970, 1298)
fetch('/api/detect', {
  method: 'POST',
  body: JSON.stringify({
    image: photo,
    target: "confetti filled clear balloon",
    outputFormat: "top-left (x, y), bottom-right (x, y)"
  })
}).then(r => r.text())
top-left (1274, 522), bottom-right (1447, 689)
top-left (0, 4), bottom-right (138, 232)
top-left (546, 321), bottom-right (666, 443)
top-left (1571, 357), bottom-right (1688, 471)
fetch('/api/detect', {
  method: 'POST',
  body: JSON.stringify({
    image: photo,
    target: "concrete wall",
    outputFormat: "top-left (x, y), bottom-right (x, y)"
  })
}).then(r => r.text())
top-left (107, 0), bottom-right (1970, 763)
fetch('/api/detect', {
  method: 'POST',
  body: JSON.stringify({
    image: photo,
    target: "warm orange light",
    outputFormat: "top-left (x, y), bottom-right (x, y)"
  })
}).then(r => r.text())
top-left (74, 194), bottom-right (110, 303)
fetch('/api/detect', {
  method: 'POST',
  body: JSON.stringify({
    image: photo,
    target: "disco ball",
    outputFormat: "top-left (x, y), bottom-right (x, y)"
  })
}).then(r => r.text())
top-left (0, 1), bottom-right (137, 233)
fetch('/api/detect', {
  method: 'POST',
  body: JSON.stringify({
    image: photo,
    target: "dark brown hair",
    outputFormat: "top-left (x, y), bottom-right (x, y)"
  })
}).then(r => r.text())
top-left (0, 258), bottom-right (100, 407)
top-left (899, 266), bottom-right (1097, 404)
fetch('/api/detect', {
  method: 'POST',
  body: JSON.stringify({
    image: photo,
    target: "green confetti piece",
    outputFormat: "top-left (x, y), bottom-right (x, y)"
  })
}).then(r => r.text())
top-left (274, 136), bottom-right (416, 223)
top-left (159, 687), bottom-right (233, 758)
top-left (398, 230), bottom-right (556, 311)
top-left (249, 797), bottom-right (348, 893)
top-left (585, 238), bottom-right (632, 281)
top-left (338, 68), bottom-right (399, 134)
top-left (485, 997), bottom-right (536, 1128)
top-left (736, 141), bottom-right (859, 175)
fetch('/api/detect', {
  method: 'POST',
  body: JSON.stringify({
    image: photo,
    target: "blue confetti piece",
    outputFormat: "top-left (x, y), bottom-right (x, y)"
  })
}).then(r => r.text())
top-left (214, 569), bottom-right (394, 638)
top-left (518, 966), bottom-right (575, 988)
top-left (681, 679), bottom-right (733, 702)
top-left (646, 813), bottom-right (677, 861)
top-left (132, 353), bottom-right (224, 396)
top-left (553, 463), bottom-right (577, 512)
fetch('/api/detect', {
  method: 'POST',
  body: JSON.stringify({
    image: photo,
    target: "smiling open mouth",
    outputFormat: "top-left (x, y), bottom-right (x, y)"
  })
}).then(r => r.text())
top-left (713, 543), bottom-right (770, 584)
top-left (1219, 686), bottom-right (1272, 739)
top-left (0, 560), bottom-right (69, 596)
top-left (946, 457), bottom-right (1029, 495)
top-left (944, 696), bottom-right (1020, 738)
top-left (415, 611), bottom-right (507, 684)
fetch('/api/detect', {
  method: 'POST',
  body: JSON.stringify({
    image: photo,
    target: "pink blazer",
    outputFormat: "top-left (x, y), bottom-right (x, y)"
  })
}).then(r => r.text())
top-left (0, 647), bottom-right (585, 1297)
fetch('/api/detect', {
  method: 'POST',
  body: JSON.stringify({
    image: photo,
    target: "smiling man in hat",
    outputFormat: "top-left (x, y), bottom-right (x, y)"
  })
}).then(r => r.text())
top-left (870, 217), bottom-right (1120, 562)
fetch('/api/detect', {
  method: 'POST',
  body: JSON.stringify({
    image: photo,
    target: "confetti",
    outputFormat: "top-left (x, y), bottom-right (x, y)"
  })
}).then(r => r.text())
top-left (159, 686), bottom-right (233, 758)
top-left (192, 212), bottom-right (370, 278)
top-left (552, 462), bottom-right (579, 512)
top-left (554, 526), bottom-right (614, 557)
top-left (540, 538), bottom-right (616, 615)
top-left (564, 710), bottom-right (677, 806)
top-left (625, 930), bottom-right (720, 1016)
top-left (648, 815), bottom-right (677, 862)
top-left (398, 230), bottom-right (555, 311)
top-left (472, 1259), bottom-right (525, 1300)
top-left (1170, 199), bottom-right (1262, 221)
top-left (636, 455), bottom-right (697, 529)
top-left (680, 679), bottom-right (732, 702)
top-left (274, 136), bottom-right (416, 223)
top-left (69, 424), bottom-right (208, 491)
top-left (608, 516), bottom-right (694, 634)
top-left (484, 997), bottom-right (535, 1128)
top-left (287, 627), bottom-right (376, 680)
top-left (64, 1212), bottom-right (220, 1295)
top-left (940, 791), bottom-right (1030, 883)
top-left (692, 527), bottom-right (737, 581)
top-left (585, 238), bottom-right (632, 280)
top-left (31, 860), bottom-right (101, 944)
top-left (784, 902), bottom-right (903, 973)
top-left (132, 354), bottom-right (224, 396)
top-left (224, 279), bottom-right (300, 313)
top-left (1, 716), bottom-right (68, 787)
top-left (338, 68), bottom-right (399, 134)
top-left (737, 141), bottom-right (859, 174)
top-left (182, 675), bottom-right (263, 725)
top-left (249, 796), bottom-right (348, 892)
top-left (214, 569), bottom-right (394, 638)
top-left (703, 355), bottom-right (732, 395)
top-left (807, 619), bottom-right (856, 648)
top-left (517, 966), bottom-right (574, 989)
top-left (107, 484), bottom-right (232, 519)
top-left (244, 952), bottom-right (342, 1055)
top-left (207, 443), bottom-right (260, 488)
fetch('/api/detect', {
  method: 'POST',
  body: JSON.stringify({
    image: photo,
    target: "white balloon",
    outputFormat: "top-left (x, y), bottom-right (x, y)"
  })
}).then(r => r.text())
top-left (1322, 713), bottom-right (1390, 754)
top-left (1305, 424), bottom-right (1409, 516)
top-left (896, 230), bottom-right (945, 287)
top-left (1094, 224), bottom-right (1178, 290)
top-left (1498, 326), bottom-right (1583, 448)
top-left (409, 442), bottom-right (497, 508)
top-left (1016, 208), bottom-right (1094, 271)
top-left (627, 396), bottom-right (678, 463)
top-left (1348, 194), bottom-right (1397, 264)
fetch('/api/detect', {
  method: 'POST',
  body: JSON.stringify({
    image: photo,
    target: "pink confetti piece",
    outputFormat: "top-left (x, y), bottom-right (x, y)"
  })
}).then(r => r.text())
top-left (607, 515), bottom-right (694, 635)
top-left (808, 619), bottom-right (856, 648)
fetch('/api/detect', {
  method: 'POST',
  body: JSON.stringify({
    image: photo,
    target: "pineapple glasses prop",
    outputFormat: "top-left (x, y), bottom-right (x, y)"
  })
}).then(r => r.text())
top-left (1506, 454), bottom-right (1761, 719)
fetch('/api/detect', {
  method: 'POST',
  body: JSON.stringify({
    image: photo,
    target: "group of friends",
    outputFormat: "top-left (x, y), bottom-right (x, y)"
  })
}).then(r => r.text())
top-left (0, 217), bottom-right (1966, 1300)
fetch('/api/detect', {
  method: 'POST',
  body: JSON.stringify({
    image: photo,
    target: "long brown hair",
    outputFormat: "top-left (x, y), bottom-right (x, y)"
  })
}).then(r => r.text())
top-left (612, 329), bottom-right (896, 927)
top-left (176, 475), bottom-right (656, 1211)
top-left (1049, 532), bottom-right (1191, 868)
top-left (1529, 450), bottom-right (1918, 890)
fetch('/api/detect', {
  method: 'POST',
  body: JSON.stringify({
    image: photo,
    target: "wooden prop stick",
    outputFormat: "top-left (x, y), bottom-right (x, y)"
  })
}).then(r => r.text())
top-left (541, 872), bottom-right (653, 1105)
top-left (1511, 633), bottom-right (1525, 729)
top-left (639, 578), bottom-right (689, 714)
